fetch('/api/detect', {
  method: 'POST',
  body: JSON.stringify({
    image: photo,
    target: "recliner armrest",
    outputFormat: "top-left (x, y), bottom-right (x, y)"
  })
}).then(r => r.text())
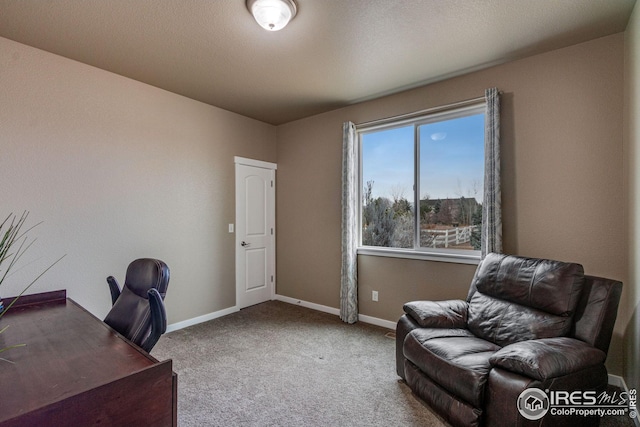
top-left (403, 300), bottom-right (468, 328)
top-left (489, 337), bottom-right (606, 380)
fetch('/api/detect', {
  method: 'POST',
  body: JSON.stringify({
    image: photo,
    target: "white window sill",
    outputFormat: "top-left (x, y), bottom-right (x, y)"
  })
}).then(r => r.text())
top-left (357, 246), bottom-right (481, 265)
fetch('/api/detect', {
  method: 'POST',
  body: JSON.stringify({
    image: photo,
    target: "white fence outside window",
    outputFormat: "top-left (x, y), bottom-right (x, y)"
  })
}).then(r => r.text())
top-left (420, 225), bottom-right (477, 248)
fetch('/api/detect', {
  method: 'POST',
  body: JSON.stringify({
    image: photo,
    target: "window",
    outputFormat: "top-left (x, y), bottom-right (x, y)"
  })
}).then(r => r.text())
top-left (358, 103), bottom-right (485, 262)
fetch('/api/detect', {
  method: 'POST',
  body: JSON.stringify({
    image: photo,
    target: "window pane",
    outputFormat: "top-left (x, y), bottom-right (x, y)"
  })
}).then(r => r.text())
top-left (419, 114), bottom-right (484, 250)
top-left (361, 126), bottom-right (414, 248)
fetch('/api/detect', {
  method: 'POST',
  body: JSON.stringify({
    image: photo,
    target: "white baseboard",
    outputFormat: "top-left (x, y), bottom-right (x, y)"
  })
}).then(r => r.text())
top-left (167, 295), bottom-right (396, 334)
top-left (608, 374), bottom-right (626, 388)
top-left (357, 313), bottom-right (397, 330)
top-left (275, 294), bottom-right (340, 315)
top-left (274, 294), bottom-right (395, 330)
top-left (166, 305), bottom-right (239, 333)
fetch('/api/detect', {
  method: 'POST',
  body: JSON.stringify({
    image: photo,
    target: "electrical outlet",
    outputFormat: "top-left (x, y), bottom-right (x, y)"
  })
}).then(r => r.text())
top-left (372, 290), bottom-right (379, 302)
top-left (228, 224), bottom-right (234, 233)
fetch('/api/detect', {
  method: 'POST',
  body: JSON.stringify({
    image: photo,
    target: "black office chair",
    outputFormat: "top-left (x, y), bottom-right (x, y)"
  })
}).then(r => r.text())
top-left (104, 258), bottom-right (170, 353)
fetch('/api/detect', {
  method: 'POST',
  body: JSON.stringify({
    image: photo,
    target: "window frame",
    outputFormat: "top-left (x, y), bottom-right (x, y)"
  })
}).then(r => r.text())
top-left (356, 101), bottom-right (486, 265)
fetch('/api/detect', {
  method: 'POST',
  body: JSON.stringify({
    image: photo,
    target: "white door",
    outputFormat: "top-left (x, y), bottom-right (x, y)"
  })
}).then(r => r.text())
top-left (235, 157), bottom-right (276, 309)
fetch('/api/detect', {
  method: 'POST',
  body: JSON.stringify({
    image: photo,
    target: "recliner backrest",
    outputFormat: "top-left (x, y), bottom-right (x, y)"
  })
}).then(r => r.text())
top-left (104, 258), bottom-right (169, 348)
top-left (571, 275), bottom-right (622, 353)
top-left (466, 253), bottom-right (585, 347)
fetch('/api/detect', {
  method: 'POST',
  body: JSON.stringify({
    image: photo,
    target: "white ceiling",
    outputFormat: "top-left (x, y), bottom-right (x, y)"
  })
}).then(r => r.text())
top-left (0, 0), bottom-right (636, 125)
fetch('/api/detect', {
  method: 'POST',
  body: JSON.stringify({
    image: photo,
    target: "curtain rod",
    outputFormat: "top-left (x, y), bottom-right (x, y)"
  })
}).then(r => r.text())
top-left (355, 94), bottom-right (487, 130)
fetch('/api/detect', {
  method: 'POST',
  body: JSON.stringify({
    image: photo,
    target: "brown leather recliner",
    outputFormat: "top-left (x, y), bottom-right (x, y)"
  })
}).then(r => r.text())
top-left (396, 253), bottom-right (622, 427)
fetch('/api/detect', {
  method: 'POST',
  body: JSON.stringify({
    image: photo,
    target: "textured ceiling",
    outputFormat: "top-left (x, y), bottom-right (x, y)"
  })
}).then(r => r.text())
top-left (0, 0), bottom-right (636, 125)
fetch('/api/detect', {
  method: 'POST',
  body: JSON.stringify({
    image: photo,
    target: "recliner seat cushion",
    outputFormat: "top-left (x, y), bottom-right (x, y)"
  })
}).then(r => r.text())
top-left (467, 253), bottom-right (584, 346)
top-left (404, 328), bottom-right (501, 407)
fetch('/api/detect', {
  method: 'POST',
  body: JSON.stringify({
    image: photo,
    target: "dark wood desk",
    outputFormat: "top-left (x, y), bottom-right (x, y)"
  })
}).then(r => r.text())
top-left (0, 290), bottom-right (177, 426)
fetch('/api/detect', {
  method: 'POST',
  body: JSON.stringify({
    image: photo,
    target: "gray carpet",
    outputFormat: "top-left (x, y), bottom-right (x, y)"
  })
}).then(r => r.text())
top-left (152, 300), bottom-right (446, 426)
top-left (152, 301), bottom-right (635, 427)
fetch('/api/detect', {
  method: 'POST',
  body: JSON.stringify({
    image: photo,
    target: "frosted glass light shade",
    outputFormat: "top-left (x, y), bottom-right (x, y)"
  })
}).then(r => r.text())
top-left (247, 0), bottom-right (297, 31)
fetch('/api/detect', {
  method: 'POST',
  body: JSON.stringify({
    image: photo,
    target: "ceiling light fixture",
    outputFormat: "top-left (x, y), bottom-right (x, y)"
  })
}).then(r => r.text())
top-left (246, 0), bottom-right (297, 32)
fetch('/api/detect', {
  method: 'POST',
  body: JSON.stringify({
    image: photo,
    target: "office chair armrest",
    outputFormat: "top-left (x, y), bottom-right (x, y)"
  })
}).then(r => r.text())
top-left (107, 276), bottom-right (121, 306)
top-left (142, 288), bottom-right (167, 353)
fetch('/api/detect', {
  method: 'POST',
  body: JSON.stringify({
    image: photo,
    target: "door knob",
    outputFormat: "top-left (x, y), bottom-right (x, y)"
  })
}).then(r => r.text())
top-left (241, 241), bottom-right (250, 247)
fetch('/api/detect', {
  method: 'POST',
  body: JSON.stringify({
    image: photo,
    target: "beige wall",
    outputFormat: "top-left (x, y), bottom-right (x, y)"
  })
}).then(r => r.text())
top-left (277, 33), bottom-right (626, 374)
top-left (624, 2), bottom-right (640, 391)
top-left (1, 21), bottom-right (634, 383)
top-left (0, 37), bottom-right (276, 324)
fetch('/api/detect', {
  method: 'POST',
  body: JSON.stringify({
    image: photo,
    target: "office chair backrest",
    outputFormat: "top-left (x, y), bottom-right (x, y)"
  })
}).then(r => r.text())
top-left (104, 258), bottom-right (170, 352)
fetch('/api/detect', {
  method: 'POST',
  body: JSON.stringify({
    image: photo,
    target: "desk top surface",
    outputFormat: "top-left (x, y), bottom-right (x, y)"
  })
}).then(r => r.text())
top-left (0, 291), bottom-right (160, 420)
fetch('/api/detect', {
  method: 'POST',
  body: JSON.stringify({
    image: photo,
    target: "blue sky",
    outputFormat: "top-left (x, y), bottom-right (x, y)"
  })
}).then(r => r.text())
top-left (361, 113), bottom-right (485, 202)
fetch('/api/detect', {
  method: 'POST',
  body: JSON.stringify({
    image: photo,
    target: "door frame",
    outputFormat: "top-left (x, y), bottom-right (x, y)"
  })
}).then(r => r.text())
top-left (234, 156), bottom-right (277, 309)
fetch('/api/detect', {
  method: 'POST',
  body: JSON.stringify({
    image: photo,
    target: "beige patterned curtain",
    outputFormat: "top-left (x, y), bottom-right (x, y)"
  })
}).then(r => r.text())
top-left (340, 121), bottom-right (358, 323)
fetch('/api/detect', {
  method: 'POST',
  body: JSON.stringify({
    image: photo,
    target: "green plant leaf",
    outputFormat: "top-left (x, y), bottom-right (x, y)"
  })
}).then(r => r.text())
top-left (0, 211), bottom-right (66, 320)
